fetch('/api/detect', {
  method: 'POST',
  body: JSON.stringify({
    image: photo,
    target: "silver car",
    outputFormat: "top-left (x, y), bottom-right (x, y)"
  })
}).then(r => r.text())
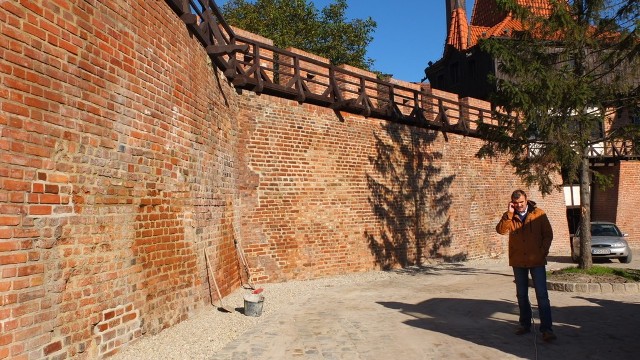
top-left (571, 222), bottom-right (633, 263)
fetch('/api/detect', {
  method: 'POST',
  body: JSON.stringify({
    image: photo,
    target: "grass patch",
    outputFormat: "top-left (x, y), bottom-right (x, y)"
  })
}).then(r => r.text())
top-left (550, 266), bottom-right (640, 282)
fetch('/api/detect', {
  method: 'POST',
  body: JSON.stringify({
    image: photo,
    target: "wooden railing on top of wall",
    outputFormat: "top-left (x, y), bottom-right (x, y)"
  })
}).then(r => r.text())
top-left (164, 0), bottom-right (640, 162)
top-left (164, 0), bottom-right (497, 138)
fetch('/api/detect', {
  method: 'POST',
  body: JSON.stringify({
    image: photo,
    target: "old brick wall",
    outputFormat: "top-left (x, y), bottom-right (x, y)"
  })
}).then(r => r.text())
top-left (1, 0), bottom-right (243, 358)
top-left (589, 162), bottom-right (640, 248)
top-left (1, 0), bottom-right (571, 359)
top-left (234, 90), bottom-right (570, 282)
top-left (614, 162), bottom-right (640, 247)
top-left (596, 106), bottom-right (640, 247)
top-left (592, 165), bottom-right (620, 224)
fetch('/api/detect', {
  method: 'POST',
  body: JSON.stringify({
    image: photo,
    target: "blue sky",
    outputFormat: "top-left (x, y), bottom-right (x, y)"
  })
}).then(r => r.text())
top-left (216, 0), bottom-right (476, 83)
top-left (307, 0), bottom-right (476, 82)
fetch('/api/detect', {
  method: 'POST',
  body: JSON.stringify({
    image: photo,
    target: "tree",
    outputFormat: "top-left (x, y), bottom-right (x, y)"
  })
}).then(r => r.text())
top-left (477, 0), bottom-right (639, 269)
top-left (221, 0), bottom-right (377, 70)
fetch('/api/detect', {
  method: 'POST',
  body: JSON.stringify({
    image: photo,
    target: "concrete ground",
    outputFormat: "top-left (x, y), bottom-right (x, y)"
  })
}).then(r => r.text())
top-left (211, 253), bottom-right (640, 360)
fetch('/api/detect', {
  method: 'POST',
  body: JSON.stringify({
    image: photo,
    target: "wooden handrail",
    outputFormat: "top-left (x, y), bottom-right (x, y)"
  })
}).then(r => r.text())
top-left (164, 0), bottom-right (638, 162)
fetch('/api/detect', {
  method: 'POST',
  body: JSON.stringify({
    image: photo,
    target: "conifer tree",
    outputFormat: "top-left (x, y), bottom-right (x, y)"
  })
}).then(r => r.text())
top-left (477, 0), bottom-right (639, 269)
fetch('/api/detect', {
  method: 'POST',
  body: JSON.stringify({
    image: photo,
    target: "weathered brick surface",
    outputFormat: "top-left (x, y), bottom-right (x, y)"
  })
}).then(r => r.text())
top-left (1, 1), bottom-right (241, 358)
top-left (592, 165), bottom-right (620, 224)
top-left (0, 0), bottom-right (585, 358)
top-left (615, 162), bottom-right (640, 247)
top-left (234, 94), bottom-right (570, 282)
top-left (591, 162), bottom-right (640, 248)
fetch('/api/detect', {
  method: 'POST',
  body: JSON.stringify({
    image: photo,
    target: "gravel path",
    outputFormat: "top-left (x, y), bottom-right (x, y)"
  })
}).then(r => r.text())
top-left (111, 269), bottom-right (402, 360)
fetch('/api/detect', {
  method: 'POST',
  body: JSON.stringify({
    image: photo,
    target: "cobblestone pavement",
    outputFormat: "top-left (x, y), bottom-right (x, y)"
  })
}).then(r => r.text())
top-left (212, 255), bottom-right (640, 360)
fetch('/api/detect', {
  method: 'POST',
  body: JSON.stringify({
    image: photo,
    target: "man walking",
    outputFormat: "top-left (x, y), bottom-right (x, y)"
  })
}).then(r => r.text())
top-left (496, 189), bottom-right (556, 342)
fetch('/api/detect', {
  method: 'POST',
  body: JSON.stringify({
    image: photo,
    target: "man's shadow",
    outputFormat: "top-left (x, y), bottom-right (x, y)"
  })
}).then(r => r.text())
top-left (378, 296), bottom-right (640, 359)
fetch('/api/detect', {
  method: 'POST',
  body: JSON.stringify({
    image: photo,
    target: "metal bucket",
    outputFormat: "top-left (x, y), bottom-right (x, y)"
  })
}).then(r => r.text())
top-left (243, 293), bottom-right (264, 317)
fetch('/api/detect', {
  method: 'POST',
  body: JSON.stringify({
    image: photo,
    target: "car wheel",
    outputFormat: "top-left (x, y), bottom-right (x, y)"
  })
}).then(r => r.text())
top-left (620, 251), bottom-right (633, 264)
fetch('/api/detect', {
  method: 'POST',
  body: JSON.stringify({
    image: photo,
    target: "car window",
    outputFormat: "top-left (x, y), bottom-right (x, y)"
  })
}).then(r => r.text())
top-left (591, 224), bottom-right (621, 237)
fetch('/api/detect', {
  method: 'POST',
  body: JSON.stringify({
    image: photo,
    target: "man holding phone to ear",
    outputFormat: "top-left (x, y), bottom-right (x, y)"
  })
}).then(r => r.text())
top-left (496, 189), bottom-right (556, 342)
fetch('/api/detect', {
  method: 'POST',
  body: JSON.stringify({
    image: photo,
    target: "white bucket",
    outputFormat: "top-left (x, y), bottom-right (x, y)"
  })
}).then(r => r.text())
top-left (243, 293), bottom-right (264, 317)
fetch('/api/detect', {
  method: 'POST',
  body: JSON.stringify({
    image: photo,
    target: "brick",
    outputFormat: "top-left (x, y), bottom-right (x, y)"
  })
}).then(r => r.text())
top-left (11, 301), bottom-right (40, 317)
top-left (0, 216), bottom-right (20, 226)
top-left (23, 96), bottom-right (49, 111)
top-left (3, 319), bottom-right (18, 332)
top-left (13, 228), bottom-right (38, 238)
top-left (122, 312), bottom-right (137, 322)
top-left (28, 206), bottom-right (52, 215)
top-left (17, 288), bottom-right (45, 303)
top-left (31, 183), bottom-right (45, 193)
top-left (12, 278), bottom-right (30, 290)
top-left (38, 194), bottom-right (61, 204)
top-left (103, 310), bottom-right (115, 321)
top-left (0, 204), bottom-right (22, 215)
top-left (0, 334), bottom-right (12, 347)
top-left (1, 103), bottom-right (29, 117)
top-left (43, 341), bottom-right (62, 355)
top-left (2, 179), bottom-right (29, 191)
top-left (0, 253), bottom-right (28, 265)
top-left (2, 266), bottom-right (17, 278)
top-left (0, 309), bottom-right (10, 321)
top-left (44, 184), bottom-right (59, 194)
top-left (47, 174), bottom-right (68, 183)
top-left (0, 294), bottom-right (17, 306)
top-left (16, 264), bottom-right (44, 277)
top-left (0, 241), bottom-right (19, 252)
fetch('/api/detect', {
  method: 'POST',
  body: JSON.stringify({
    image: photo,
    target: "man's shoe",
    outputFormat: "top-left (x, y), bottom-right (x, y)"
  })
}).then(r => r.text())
top-left (542, 331), bottom-right (557, 342)
top-left (515, 326), bottom-right (530, 335)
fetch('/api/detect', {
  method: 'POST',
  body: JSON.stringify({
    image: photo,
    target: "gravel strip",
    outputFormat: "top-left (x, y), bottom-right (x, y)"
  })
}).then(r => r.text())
top-left (111, 259), bottom-right (505, 360)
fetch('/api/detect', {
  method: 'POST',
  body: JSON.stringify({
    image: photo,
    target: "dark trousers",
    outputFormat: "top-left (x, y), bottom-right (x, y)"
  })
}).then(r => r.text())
top-left (513, 266), bottom-right (553, 332)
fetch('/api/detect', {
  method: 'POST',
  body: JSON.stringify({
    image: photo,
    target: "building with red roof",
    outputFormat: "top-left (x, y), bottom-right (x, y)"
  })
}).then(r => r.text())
top-left (425, 0), bottom-right (556, 99)
top-left (426, 0), bottom-right (640, 236)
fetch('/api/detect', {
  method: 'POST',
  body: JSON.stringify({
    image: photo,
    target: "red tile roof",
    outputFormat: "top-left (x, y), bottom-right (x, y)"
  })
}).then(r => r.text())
top-left (470, 0), bottom-right (507, 28)
top-left (448, 0), bottom-right (558, 51)
top-left (446, 6), bottom-right (470, 51)
top-left (518, 0), bottom-right (555, 17)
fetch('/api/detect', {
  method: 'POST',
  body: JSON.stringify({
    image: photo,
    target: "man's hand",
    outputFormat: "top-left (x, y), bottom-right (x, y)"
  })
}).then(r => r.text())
top-left (508, 202), bottom-right (515, 213)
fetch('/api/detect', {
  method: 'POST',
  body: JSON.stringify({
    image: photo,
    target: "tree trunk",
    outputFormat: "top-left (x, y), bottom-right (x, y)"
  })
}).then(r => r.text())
top-left (578, 152), bottom-right (593, 269)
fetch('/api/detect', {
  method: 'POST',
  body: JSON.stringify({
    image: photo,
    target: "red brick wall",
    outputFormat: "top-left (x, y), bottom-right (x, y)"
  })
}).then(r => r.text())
top-left (234, 93), bottom-right (570, 282)
top-left (615, 162), bottom-right (640, 247)
top-left (1, 1), bottom-right (242, 358)
top-left (592, 165), bottom-right (620, 223)
top-left (591, 162), bottom-right (640, 248)
top-left (1, 0), bottom-right (570, 358)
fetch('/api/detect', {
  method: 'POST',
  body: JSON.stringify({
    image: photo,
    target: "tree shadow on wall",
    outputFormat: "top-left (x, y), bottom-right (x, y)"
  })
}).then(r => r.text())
top-left (366, 124), bottom-right (466, 269)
